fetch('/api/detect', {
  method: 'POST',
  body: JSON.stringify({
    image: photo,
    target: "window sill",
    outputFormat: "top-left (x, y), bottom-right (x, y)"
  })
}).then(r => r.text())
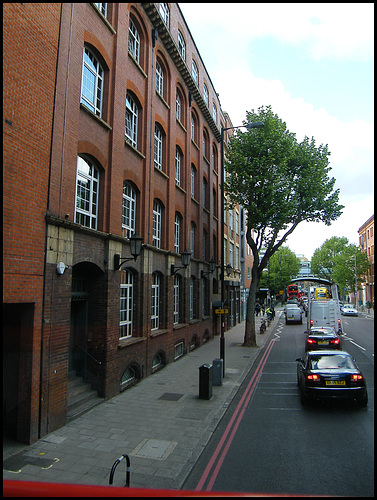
top-left (128, 51), bottom-right (147, 78)
top-left (80, 103), bottom-right (112, 131)
top-left (154, 166), bottom-right (169, 179)
top-left (176, 184), bottom-right (186, 194)
top-left (118, 336), bottom-right (145, 349)
top-left (173, 323), bottom-right (188, 331)
top-left (177, 119), bottom-right (187, 133)
top-left (150, 328), bottom-right (170, 338)
top-left (125, 140), bottom-right (146, 159)
top-left (156, 90), bottom-right (170, 110)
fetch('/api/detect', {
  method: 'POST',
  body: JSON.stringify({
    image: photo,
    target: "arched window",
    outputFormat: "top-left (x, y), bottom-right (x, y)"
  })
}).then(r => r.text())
top-left (174, 213), bottom-right (181, 253)
top-left (125, 92), bottom-right (139, 148)
top-left (81, 46), bottom-right (104, 117)
top-left (155, 59), bottom-right (164, 96)
top-left (153, 200), bottom-right (162, 248)
top-left (120, 270), bottom-right (133, 338)
top-left (151, 273), bottom-right (161, 330)
top-left (178, 30), bottom-right (185, 60)
top-left (122, 182), bottom-right (136, 237)
top-left (154, 124), bottom-right (163, 171)
top-left (75, 155), bottom-right (99, 229)
top-left (128, 17), bottom-right (140, 62)
top-left (192, 59), bottom-right (198, 85)
top-left (175, 147), bottom-right (182, 186)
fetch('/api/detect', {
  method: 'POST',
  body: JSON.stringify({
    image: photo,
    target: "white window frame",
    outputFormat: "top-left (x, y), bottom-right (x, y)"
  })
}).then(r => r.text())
top-left (175, 148), bottom-right (181, 186)
top-left (174, 213), bottom-right (181, 253)
top-left (192, 60), bottom-right (198, 85)
top-left (125, 93), bottom-right (138, 148)
top-left (81, 47), bottom-right (103, 117)
top-left (191, 116), bottom-right (195, 141)
top-left (178, 31), bottom-right (185, 60)
top-left (128, 18), bottom-right (140, 63)
top-left (75, 156), bottom-right (99, 229)
top-left (176, 92), bottom-right (181, 122)
top-left (122, 182), bottom-right (136, 237)
top-left (154, 125), bottom-right (163, 170)
top-left (94, 3), bottom-right (107, 17)
top-left (153, 200), bottom-right (162, 248)
top-left (159, 3), bottom-right (169, 27)
top-left (174, 341), bottom-right (184, 360)
top-left (120, 270), bottom-right (133, 339)
top-left (191, 166), bottom-right (196, 198)
top-left (173, 275), bottom-right (180, 324)
top-left (212, 102), bottom-right (217, 124)
top-left (155, 60), bottom-right (163, 96)
top-left (190, 222), bottom-right (195, 255)
top-left (203, 83), bottom-right (208, 106)
top-left (151, 273), bottom-right (160, 330)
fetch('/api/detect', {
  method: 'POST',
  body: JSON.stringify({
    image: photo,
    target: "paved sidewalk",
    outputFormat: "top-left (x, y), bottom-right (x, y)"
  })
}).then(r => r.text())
top-left (3, 311), bottom-right (281, 491)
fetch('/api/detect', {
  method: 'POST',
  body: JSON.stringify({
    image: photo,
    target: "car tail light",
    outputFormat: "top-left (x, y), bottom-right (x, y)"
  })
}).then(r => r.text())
top-left (351, 374), bottom-right (363, 381)
top-left (330, 338), bottom-right (340, 345)
top-left (307, 374), bottom-right (320, 381)
top-left (338, 319), bottom-right (341, 327)
top-left (306, 338), bottom-right (316, 344)
top-left (310, 320), bottom-right (313, 327)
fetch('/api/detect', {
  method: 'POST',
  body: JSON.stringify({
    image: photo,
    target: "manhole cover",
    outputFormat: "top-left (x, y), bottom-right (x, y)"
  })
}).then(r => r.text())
top-left (131, 439), bottom-right (177, 460)
top-left (158, 392), bottom-right (184, 401)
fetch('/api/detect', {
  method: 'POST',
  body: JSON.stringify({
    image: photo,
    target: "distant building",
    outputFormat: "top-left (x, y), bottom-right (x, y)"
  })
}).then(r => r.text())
top-left (295, 254), bottom-right (312, 278)
top-left (358, 214), bottom-right (374, 306)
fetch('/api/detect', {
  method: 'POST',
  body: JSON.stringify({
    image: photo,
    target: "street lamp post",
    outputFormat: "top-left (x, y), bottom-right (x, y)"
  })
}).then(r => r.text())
top-left (220, 121), bottom-right (264, 376)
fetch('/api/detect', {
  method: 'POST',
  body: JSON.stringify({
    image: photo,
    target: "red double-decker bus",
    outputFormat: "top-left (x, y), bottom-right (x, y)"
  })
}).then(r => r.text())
top-left (287, 284), bottom-right (299, 300)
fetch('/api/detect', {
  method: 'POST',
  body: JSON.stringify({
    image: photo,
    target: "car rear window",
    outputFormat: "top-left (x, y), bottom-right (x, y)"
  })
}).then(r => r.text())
top-left (310, 354), bottom-right (355, 370)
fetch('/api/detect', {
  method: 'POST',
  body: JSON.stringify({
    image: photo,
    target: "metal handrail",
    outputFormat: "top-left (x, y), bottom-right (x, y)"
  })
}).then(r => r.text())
top-left (109, 454), bottom-right (130, 487)
top-left (75, 344), bottom-right (102, 365)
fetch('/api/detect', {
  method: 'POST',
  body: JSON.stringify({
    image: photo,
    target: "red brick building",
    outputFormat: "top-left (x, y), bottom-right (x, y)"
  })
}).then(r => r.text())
top-left (4, 3), bottom-right (241, 444)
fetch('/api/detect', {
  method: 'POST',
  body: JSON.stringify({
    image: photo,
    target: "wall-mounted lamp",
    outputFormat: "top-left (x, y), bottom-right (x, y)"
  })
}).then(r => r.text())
top-left (171, 249), bottom-right (191, 276)
top-left (226, 263), bottom-right (233, 277)
top-left (114, 233), bottom-right (143, 270)
top-left (201, 257), bottom-right (216, 278)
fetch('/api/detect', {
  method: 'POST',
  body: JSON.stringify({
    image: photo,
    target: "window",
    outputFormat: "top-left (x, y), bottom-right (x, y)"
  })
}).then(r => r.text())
top-left (153, 200), bottom-right (162, 248)
top-left (213, 188), bottom-right (217, 218)
top-left (93, 3), bottom-right (107, 17)
top-left (191, 111), bottom-right (198, 144)
top-left (190, 222), bottom-right (195, 255)
top-left (159, 3), bottom-right (169, 27)
top-left (203, 177), bottom-right (208, 209)
top-left (174, 213), bottom-right (181, 253)
top-left (125, 93), bottom-right (138, 148)
top-left (120, 270), bottom-right (133, 338)
top-left (192, 60), bottom-right (198, 85)
top-left (155, 60), bottom-right (163, 96)
top-left (191, 116), bottom-right (195, 141)
top-left (75, 156), bottom-right (99, 229)
top-left (212, 102), bottom-right (217, 124)
top-left (178, 31), bottom-right (185, 60)
top-left (229, 242), bottom-right (234, 268)
top-left (174, 341), bottom-right (184, 360)
top-left (151, 273), bottom-right (160, 330)
top-left (175, 147), bottom-right (181, 186)
top-left (190, 278), bottom-right (194, 321)
top-left (128, 18), bottom-right (140, 63)
top-left (81, 47), bottom-right (103, 117)
top-left (203, 83), bottom-right (208, 106)
top-left (212, 144), bottom-right (218, 172)
top-left (191, 165), bottom-right (196, 198)
top-left (203, 129), bottom-right (209, 159)
top-left (173, 275), bottom-right (181, 324)
top-left (122, 182), bottom-right (136, 237)
top-left (154, 125), bottom-right (163, 170)
top-left (176, 92), bottom-right (181, 122)
top-left (203, 230), bottom-right (207, 261)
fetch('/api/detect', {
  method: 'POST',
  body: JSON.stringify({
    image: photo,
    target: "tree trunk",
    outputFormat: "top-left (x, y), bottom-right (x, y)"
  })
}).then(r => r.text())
top-left (243, 277), bottom-right (259, 347)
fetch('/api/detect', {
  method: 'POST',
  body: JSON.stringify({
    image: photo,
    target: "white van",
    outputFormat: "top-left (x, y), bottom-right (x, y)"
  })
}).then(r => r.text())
top-left (307, 299), bottom-right (343, 335)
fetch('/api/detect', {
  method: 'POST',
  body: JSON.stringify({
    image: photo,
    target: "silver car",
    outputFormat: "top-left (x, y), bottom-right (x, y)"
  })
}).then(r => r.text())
top-left (285, 304), bottom-right (303, 324)
top-left (341, 304), bottom-right (358, 316)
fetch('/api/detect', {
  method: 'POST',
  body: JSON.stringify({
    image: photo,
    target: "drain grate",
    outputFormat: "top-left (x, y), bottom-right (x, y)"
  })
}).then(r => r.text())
top-left (158, 392), bottom-right (184, 401)
top-left (131, 439), bottom-right (177, 460)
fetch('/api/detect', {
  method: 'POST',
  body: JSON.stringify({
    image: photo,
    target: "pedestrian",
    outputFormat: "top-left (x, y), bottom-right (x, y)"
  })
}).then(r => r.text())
top-left (255, 302), bottom-right (260, 316)
top-left (261, 303), bottom-right (265, 316)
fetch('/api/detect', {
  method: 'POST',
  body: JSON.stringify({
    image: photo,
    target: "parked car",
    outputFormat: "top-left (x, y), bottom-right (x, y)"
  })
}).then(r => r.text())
top-left (296, 350), bottom-right (368, 407)
top-left (305, 328), bottom-right (342, 351)
top-left (284, 304), bottom-right (302, 324)
top-left (341, 304), bottom-right (358, 316)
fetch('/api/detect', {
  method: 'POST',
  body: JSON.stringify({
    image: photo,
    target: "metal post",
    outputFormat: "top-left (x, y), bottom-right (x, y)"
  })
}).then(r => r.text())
top-left (220, 126), bottom-right (225, 377)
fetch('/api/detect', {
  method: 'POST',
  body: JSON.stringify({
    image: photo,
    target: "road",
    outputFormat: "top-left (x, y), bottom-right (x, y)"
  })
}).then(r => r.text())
top-left (183, 311), bottom-right (374, 496)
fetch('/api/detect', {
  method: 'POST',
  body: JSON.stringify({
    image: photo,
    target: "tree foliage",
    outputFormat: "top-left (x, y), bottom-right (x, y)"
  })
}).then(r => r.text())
top-left (311, 237), bottom-right (370, 299)
top-left (258, 246), bottom-right (301, 296)
top-left (225, 106), bottom-right (344, 347)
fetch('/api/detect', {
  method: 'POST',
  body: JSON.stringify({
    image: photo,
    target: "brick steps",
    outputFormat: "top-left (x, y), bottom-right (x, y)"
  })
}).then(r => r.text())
top-left (67, 371), bottom-right (104, 422)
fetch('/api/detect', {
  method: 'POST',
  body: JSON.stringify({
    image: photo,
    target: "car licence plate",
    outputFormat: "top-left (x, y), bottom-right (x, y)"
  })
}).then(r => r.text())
top-left (318, 341), bottom-right (328, 345)
top-left (325, 380), bottom-right (346, 386)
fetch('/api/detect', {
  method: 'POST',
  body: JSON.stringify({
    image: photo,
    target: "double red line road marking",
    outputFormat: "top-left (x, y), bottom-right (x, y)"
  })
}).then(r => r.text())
top-left (195, 339), bottom-right (276, 492)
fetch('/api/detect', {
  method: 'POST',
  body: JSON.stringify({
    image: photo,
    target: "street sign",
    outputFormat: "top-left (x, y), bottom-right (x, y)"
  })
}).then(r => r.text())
top-left (215, 308), bottom-right (229, 314)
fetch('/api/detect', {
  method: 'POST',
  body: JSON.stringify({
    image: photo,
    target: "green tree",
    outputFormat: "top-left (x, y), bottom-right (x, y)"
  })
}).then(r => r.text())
top-left (311, 236), bottom-right (349, 282)
top-left (259, 247), bottom-right (301, 297)
top-left (225, 106), bottom-right (344, 347)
